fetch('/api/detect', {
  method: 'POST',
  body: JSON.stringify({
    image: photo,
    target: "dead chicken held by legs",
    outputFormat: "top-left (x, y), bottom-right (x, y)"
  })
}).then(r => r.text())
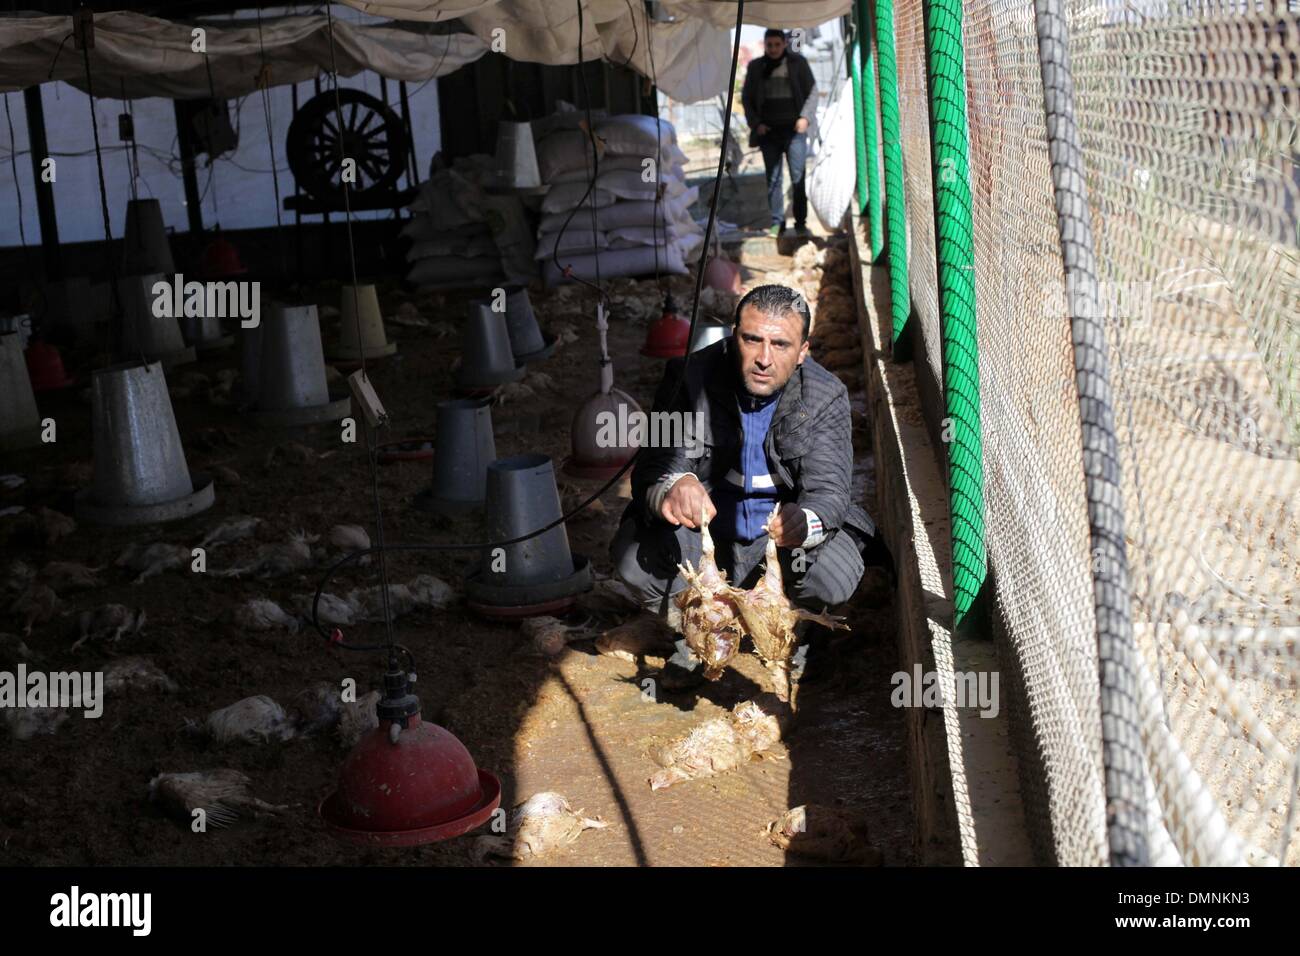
top-left (732, 509), bottom-right (849, 706)
top-left (673, 501), bottom-right (745, 680)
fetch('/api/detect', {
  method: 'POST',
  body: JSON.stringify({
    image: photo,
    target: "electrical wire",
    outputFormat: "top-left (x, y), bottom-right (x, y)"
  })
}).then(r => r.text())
top-left (309, 0), bottom-right (750, 646)
top-left (322, 2), bottom-right (400, 666)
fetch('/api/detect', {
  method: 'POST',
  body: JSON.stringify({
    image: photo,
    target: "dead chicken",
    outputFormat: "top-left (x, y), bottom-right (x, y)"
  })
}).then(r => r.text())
top-left (263, 442), bottom-right (319, 469)
top-left (231, 598), bottom-right (299, 633)
top-left (292, 591), bottom-right (357, 628)
top-left (199, 515), bottom-right (262, 550)
top-left (649, 696), bottom-right (791, 791)
top-left (207, 369), bottom-right (240, 407)
top-left (115, 541), bottom-right (191, 583)
top-left (580, 574), bottom-right (643, 615)
top-left (733, 515), bottom-right (848, 705)
top-left (71, 604), bottom-right (146, 651)
top-left (765, 804), bottom-right (882, 865)
top-left (595, 615), bottom-right (677, 663)
top-left (328, 524), bottom-right (371, 553)
top-left (149, 770), bottom-right (288, 828)
top-left (38, 560), bottom-right (105, 593)
top-left (29, 507), bottom-right (76, 547)
top-left (214, 530), bottom-right (319, 579)
top-left (3, 705), bottom-right (68, 740)
top-left (673, 503), bottom-right (746, 680)
top-left (520, 616), bottom-right (595, 657)
top-left (346, 574), bottom-right (453, 622)
top-left (209, 463), bottom-right (242, 487)
top-left (471, 792), bottom-right (608, 862)
top-left (289, 682), bottom-right (344, 736)
top-left (1, 559), bottom-right (35, 597)
top-left (0, 631), bottom-right (42, 668)
top-left (203, 695), bottom-right (296, 744)
top-left (10, 582), bottom-right (63, 636)
top-left (337, 690), bottom-right (381, 748)
top-left (102, 657), bottom-right (178, 695)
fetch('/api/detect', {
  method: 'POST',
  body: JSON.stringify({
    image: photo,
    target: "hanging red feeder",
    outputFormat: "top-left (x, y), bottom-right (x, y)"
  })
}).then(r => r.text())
top-left (24, 340), bottom-right (75, 390)
top-left (199, 236), bottom-right (248, 279)
top-left (320, 668), bottom-right (500, 846)
top-left (640, 293), bottom-right (690, 359)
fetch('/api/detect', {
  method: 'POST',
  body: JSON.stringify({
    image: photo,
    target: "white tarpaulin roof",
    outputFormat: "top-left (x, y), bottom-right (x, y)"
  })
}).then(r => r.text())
top-left (336, 1), bottom-right (851, 100)
top-left (0, 1), bottom-right (850, 104)
top-left (0, 11), bottom-right (486, 99)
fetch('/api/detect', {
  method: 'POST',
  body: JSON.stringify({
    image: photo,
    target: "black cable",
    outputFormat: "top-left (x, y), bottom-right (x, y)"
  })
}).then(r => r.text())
top-left (640, 0), bottom-right (663, 290)
top-left (309, 0), bottom-right (749, 646)
top-left (79, 28), bottom-right (127, 360)
top-left (4, 93), bottom-right (29, 251)
top-left (255, 8), bottom-right (288, 274)
top-left (576, 0), bottom-right (603, 294)
top-left (323, 2), bottom-right (400, 666)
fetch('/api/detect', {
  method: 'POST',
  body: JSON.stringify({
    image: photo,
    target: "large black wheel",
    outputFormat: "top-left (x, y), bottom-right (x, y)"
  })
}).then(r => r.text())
top-left (286, 88), bottom-right (409, 206)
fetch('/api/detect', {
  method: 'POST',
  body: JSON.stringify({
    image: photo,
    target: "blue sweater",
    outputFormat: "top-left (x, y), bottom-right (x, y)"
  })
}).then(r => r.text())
top-left (710, 390), bottom-right (783, 543)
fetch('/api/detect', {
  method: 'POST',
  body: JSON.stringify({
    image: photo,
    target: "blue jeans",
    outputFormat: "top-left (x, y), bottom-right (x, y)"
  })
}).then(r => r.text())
top-left (758, 127), bottom-right (808, 228)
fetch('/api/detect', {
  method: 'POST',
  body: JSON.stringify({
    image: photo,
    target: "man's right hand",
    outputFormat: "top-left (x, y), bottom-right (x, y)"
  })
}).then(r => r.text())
top-left (755, 123), bottom-right (770, 136)
top-left (661, 474), bottom-right (716, 529)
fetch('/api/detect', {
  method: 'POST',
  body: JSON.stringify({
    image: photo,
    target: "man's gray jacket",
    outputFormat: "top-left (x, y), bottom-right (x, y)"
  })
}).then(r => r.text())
top-left (621, 337), bottom-right (875, 544)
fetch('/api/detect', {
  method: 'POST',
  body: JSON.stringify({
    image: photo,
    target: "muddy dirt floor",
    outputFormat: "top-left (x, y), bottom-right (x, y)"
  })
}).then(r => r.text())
top-left (0, 219), bottom-right (914, 866)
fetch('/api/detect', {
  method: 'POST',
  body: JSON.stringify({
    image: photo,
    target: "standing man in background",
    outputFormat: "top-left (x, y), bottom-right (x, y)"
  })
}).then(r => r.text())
top-left (742, 28), bottom-right (817, 238)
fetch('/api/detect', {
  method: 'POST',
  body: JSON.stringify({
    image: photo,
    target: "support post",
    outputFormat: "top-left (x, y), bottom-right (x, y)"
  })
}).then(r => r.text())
top-left (23, 86), bottom-right (61, 282)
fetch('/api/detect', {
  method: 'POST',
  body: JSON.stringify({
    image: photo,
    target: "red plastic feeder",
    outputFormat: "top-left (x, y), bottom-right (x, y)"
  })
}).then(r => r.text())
top-left (320, 669), bottom-right (500, 847)
top-left (24, 341), bottom-right (75, 390)
top-left (199, 236), bottom-right (248, 279)
top-left (703, 254), bottom-right (742, 294)
top-left (640, 293), bottom-right (689, 358)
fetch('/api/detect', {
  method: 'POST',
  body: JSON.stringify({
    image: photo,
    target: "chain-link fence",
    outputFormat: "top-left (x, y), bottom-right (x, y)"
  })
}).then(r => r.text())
top-left (881, 0), bottom-right (1299, 865)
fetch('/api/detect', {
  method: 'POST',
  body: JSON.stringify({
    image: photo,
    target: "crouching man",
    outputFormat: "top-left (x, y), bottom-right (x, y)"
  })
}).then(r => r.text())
top-left (610, 284), bottom-right (877, 688)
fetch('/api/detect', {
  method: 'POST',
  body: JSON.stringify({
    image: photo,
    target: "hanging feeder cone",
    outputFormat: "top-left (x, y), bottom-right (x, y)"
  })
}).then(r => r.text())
top-left (75, 360), bottom-right (214, 526)
top-left (320, 669), bottom-right (500, 847)
top-left (117, 274), bottom-right (196, 368)
top-left (690, 319), bottom-right (732, 353)
top-left (414, 397), bottom-right (497, 515)
top-left (465, 453), bottom-right (592, 617)
top-left (252, 304), bottom-right (350, 426)
top-left (331, 284), bottom-right (396, 361)
top-left (0, 332), bottom-right (42, 452)
top-left (179, 313), bottom-right (235, 352)
top-left (493, 120), bottom-right (542, 189)
top-left (25, 341), bottom-right (76, 390)
top-left (238, 321), bottom-right (264, 407)
top-left (499, 285), bottom-right (557, 364)
top-left (41, 276), bottom-right (97, 349)
top-left (121, 198), bottom-right (176, 276)
top-left (455, 303), bottom-right (524, 389)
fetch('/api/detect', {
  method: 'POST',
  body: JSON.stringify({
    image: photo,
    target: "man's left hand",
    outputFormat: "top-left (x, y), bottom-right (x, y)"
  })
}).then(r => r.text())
top-left (766, 503), bottom-right (808, 548)
top-left (794, 117), bottom-right (809, 134)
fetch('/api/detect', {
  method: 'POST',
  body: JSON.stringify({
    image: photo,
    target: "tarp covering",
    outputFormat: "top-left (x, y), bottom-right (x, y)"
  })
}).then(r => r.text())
top-left (0, 4), bottom-right (743, 104)
top-left (343, 0), bottom-right (852, 29)
top-left (343, 1), bottom-right (740, 104)
top-left (0, 11), bottom-right (487, 99)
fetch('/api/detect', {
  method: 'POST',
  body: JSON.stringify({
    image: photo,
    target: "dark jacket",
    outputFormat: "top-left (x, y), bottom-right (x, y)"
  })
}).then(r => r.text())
top-left (741, 51), bottom-right (817, 148)
top-left (623, 337), bottom-right (874, 541)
